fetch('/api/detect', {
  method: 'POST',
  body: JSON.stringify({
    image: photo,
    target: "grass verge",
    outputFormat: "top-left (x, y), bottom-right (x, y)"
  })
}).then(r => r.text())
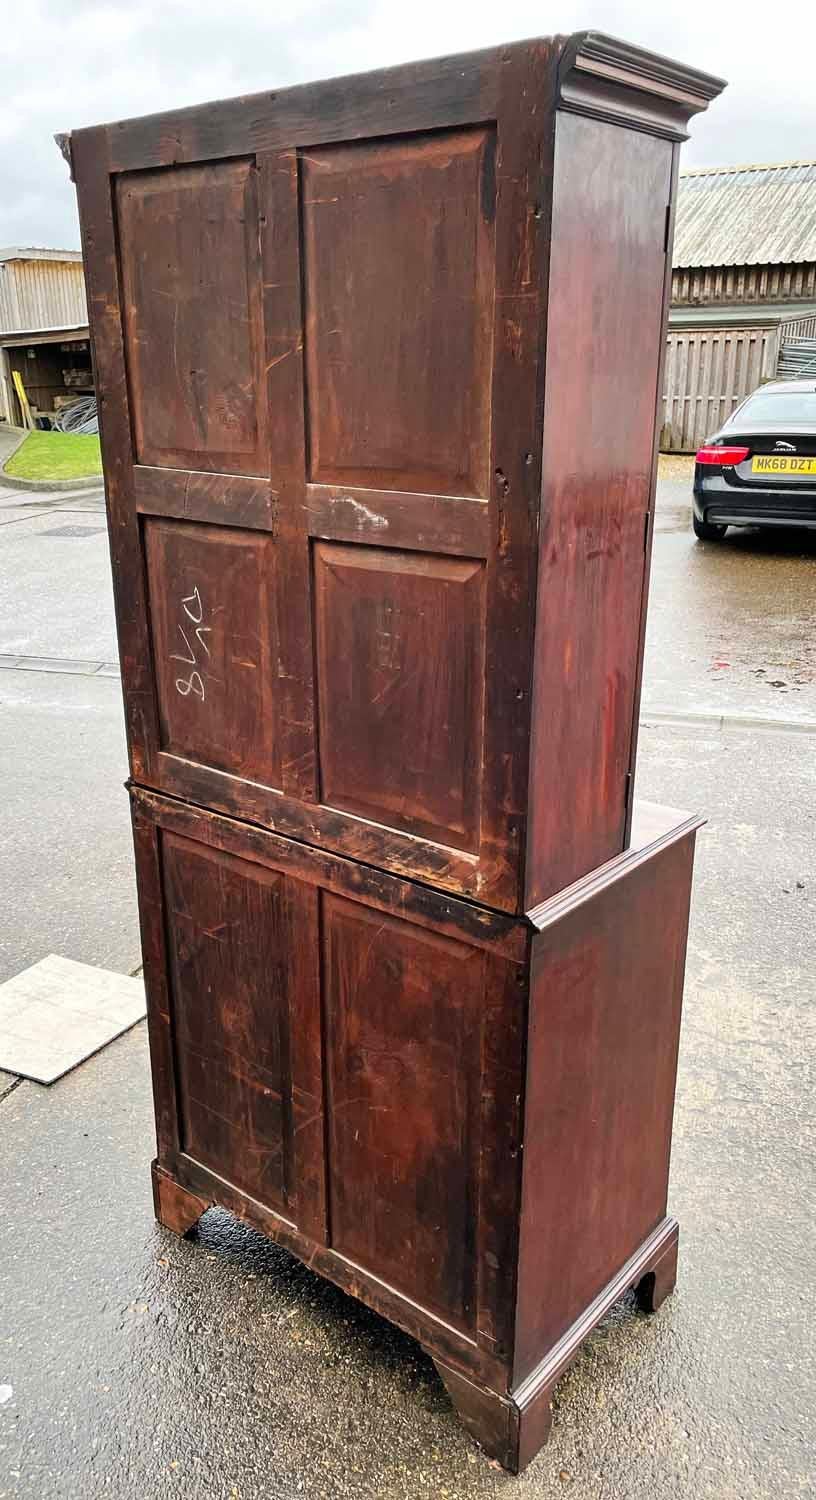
top-left (4, 431), bottom-right (102, 482)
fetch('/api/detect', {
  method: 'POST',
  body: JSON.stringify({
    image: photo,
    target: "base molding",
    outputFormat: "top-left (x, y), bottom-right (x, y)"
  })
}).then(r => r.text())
top-left (433, 1217), bottom-right (679, 1472)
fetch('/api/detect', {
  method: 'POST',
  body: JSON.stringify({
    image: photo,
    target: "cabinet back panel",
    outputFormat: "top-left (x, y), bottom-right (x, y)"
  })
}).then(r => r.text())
top-left (75, 41), bottom-right (682, 912)
top-left (161, 831), bottom-right (293, 1212)
top-left (116, 160), bottom-right (267, 475)
top-left (144, 518), bottom-right (282, 787)
top-left (322, 891), bottom-right (484, 1331)
top-left (302, 129), bottom-right (495, 497)
top-left (134, 790), bottom-right (525, 1346)
top-left (313, 542), bottom-right (485, 850)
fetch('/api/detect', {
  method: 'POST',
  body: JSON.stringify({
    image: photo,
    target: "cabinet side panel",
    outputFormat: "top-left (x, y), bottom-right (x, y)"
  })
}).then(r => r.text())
top-left (526, 115), bottom-right (673, 905)
top-left (514, 834), bottom-right (695, 1383)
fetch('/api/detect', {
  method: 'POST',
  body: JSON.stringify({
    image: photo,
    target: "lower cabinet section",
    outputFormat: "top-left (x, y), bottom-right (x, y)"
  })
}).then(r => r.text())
top-left (131, 785), bottom-right (700, 1471)
top-left (133, 785), bottom-right (526, 1359)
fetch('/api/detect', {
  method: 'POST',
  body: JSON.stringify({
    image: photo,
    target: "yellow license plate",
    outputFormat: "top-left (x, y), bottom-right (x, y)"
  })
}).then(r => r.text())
top-left (751, 455), bottom-right (816, 475)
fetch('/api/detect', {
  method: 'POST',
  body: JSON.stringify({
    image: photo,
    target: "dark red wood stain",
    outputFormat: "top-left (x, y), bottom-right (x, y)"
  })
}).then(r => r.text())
top-left (134, 786), bottom-right (701, 1468)
top-left (70, 30), bottom-right (724, 1471)
top-left (313, 543), bottom-right (485, 849)
top-left (144, 519), bottom-right (281, 786)
top-left (161, 831), bottom-right (294, 1211)
top-left (322, 893), bottom-right (485, 1330)
top-left (302, 129), bottom-right (495, 498)
top-left (514, 833), bottom-right (696, 1382)
top-left (526, 114), bottom-right (675, 905)
top-left (116, 161), bottom-right (267, 476)
top-left (70, 34), bottom-right (719, 913)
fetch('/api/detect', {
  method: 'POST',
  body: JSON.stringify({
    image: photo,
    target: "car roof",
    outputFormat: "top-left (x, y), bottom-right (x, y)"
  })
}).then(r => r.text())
top-left (743, 380), bottom-right (816, 395)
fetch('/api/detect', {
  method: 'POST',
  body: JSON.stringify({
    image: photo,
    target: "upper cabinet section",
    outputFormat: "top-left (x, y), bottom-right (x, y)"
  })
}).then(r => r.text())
top-left (68, 35), bottom-right (724, 914)
top-left (116, 160), bottom-right (267, 476)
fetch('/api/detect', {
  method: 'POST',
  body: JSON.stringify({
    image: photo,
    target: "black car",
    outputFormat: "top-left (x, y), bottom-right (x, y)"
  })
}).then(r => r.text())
top-left (692, 379), bottom-right (816, 540)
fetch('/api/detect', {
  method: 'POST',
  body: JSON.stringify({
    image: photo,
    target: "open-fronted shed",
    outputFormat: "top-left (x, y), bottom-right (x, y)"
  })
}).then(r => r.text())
top-left (0, 247), bottom-right (92, 427)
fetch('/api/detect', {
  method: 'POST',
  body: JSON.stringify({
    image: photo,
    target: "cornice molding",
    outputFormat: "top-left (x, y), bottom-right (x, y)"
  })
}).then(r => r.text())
top-left (557, 31), bottom-right (726, 142)
top-left (54, 132), bottom-right (74, 181)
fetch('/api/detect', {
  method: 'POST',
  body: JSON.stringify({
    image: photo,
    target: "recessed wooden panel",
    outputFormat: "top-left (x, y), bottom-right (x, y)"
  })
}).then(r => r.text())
top-left (144, 518), bottom-right (281, 786)
top-left (116, 160), bottom-right (267, 474)
top-left (313, 542), bottom-right (485, 850)
top-left (302, 129), bottom-right (495, 497)
top-left (161, 832), bottom-right (294, 1212)
top-left (322, 892), bottom-right (486, 1330)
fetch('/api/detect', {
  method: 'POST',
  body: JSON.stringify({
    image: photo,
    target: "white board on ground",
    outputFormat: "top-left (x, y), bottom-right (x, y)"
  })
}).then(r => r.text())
top-left (0, 954), bottom-right (145, 1084)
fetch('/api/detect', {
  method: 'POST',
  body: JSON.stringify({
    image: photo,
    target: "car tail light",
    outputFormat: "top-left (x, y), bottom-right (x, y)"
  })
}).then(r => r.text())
top-left (695, 445), bottom-right (750, 465)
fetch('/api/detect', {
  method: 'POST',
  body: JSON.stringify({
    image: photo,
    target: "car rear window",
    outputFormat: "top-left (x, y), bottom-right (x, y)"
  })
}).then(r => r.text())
top-left (732, 390), bottom-right (816, 425)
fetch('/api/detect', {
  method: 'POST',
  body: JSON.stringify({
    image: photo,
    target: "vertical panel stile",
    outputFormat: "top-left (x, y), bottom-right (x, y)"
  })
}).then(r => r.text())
top-left (129, 804), bottom-right (181, 1165)
top-left (475, 947), bottom-right (527, 1359)
top-left (484, 41), bottom-right (559, 906)
top-left (258, 150), bottom-right (316, 802)
top-left (284, 879), bottom-right (328, 1243)
top-left (71, 126), bottom-right (160, 784)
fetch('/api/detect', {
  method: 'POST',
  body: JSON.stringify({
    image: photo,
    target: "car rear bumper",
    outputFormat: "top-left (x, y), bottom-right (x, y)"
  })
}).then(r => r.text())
top-left (693, 476), bottom-right (816, 529)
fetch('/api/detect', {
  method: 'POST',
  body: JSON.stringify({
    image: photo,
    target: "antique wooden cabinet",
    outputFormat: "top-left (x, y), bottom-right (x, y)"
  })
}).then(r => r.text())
top-left (65, 32), bottom-right (722, 914)
top-left (65, 30), bottom-right (723, 1473)
top-left (134, 788), bottom-right (700, 1472)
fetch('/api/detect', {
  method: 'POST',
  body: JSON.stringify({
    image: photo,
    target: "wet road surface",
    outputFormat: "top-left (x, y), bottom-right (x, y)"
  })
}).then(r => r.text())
top-left (648, 460), bottom-right (816, 723)
top-left (0, 454), bottom-right (814, 1498)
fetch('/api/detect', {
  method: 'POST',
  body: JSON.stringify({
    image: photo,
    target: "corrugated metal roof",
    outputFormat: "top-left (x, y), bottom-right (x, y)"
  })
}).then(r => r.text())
top-left (673, 161), bottom-right (816, 270)
top-left (0, 247), bottom-right (82, 263)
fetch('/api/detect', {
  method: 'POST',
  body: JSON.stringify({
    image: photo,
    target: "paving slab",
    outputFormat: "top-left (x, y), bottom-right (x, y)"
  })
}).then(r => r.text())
top-left (0, 954), bottom-right (145, 1083)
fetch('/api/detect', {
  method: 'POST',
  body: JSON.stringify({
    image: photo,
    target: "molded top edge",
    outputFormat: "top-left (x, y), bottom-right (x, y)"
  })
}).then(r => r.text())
top-left (526, 799), bottom-right (705, 931)
top-left (564, 31), bottom-right (725, 106)
top-left (557, 30), bottom-right (726, 141)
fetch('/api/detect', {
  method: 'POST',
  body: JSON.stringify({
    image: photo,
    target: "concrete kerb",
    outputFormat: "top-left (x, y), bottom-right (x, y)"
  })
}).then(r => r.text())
top-left (1, 469), bottom-right (105, 494)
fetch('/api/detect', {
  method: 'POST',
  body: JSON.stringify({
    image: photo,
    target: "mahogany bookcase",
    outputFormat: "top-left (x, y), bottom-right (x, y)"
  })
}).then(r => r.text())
top-left (64, 32), bottom-right (723, 1471)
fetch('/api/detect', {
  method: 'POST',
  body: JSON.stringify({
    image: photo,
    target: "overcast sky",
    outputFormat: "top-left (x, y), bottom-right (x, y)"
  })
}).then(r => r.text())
top-left (2, 0), bottom-right (815, 250)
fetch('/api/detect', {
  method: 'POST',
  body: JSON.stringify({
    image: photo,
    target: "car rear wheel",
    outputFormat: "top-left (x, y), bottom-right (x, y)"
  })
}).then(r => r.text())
top-left (693, 515), bottom-right (728, 541)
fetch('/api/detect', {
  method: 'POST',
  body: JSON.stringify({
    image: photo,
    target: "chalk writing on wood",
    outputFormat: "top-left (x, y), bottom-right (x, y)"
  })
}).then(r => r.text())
top-left (170, 585), bottom-right (211, 700)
